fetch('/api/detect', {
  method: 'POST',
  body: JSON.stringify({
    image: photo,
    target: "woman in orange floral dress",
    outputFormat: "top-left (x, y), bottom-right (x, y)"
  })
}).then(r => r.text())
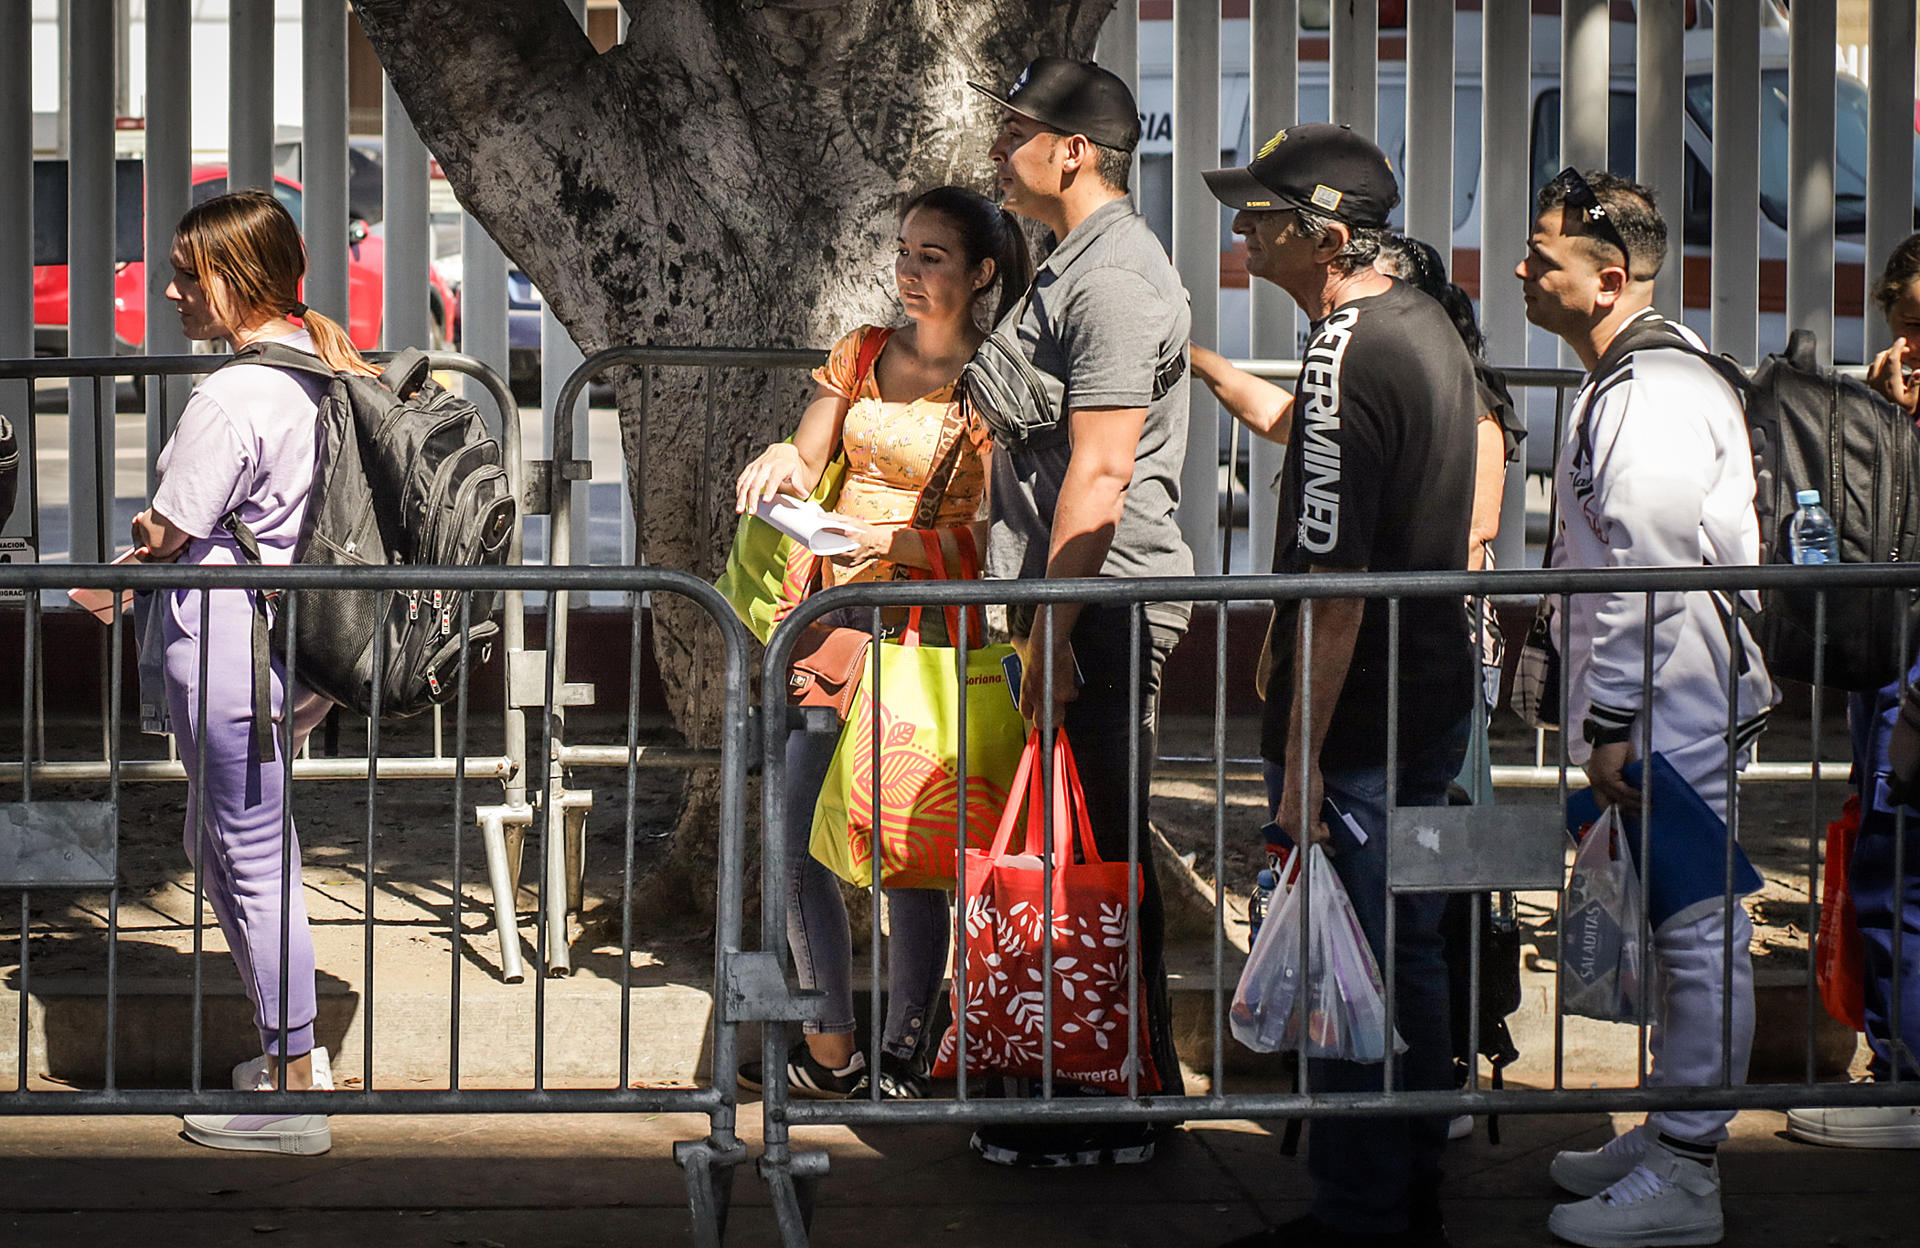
top-left (734, 187), bottom-right (1031, 1101)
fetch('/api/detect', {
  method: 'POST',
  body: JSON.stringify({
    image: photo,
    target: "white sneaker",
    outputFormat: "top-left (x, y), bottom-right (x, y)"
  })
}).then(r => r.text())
top-left (1548, 1143), bottom-right (1723, 1248)
top-left (1551, 1124), bottom-right (1660, 1198)
top-left (232, 1047), bottom-right (334, 1092)
top-left (1785, 1103), bottom-right (1920, 1149)
top-left (183, 1113), bottom-right (332, 1156)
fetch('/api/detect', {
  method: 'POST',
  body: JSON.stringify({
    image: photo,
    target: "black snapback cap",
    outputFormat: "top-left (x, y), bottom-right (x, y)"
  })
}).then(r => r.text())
top-left (1203, 123), bottom-right (1400, 228)
top-left (969, 56), bottom-right (1141, 152)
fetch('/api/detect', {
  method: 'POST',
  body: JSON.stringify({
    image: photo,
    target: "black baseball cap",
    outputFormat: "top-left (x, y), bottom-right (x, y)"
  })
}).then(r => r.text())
top-left (968, 57), bottom-right (1141, 152)
top-left (1203, 123), bottom-right (1400, 228)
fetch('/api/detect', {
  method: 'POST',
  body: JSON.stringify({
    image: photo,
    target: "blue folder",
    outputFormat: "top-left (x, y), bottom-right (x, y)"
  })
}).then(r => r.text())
top-left (1565, 753), bottom-right (1763, 931)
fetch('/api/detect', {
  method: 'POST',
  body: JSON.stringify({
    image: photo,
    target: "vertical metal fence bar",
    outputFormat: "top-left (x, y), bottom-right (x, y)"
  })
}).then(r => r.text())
top-left (954, 596), bottom-right (971, 1102)
top-left (1553, 594), bottom-right (1572, 1091)
top-left (534, 603), bottom-right (561, 1088)
top-left (228, 0), bottom-right (274, 193)
top-left (1716, 585), bottom-right (1742, 1087)
top-left (1636, 0), bottom-right (1685, 321)
top-left (619, 594), bottom-right (643, 1089)
top-left (190, 590), bottom-right (212, 1092)
top-left (1482, 0), bottom-right (1530, 571)
top-left (1804, 591), bottom-right (1827, 1084)
top-left (1892, 608), bottom-right (1911, 1081)
top-left (1559, 0), bottom-right (1608, 372)
top-left (278, 590), bottom-right (300, 1089)
top-left (104, 585), bottom-right (123, 1089)
top-left (1172, 0), bottom-right (1220, 576)
top-left (382, 80), bottom-right (432, 351)
top-left (1328, 0), bottom-right (1376, 137)
top-left (1094, 0), bottom-right (1140, 195)
top-left (1383, 597), bottom-right (1400, 1090)
top-left (301, 0), bottom-right (350, 327)
top-left (1295, 593), bottom-right (1313, 1091)
top-left (450, 594), bottom-right (473, 1089)
top-left (1208, 598), bottom-right (1223, 1098)
top-left (144, 0), bottom-right (190, 486)
top-left (364, 609), bottom-right (385, 1088)
top-left (1638, 597), bottom-right (1656, 1082)
top-left (68, 0), bottom-right (115, 566)
top-left (1710, 0), bottom-right (1760, 365)
top-left (1040, 604), bottom-right (1056, 1098)
top-left (1403, 0), bottom-right (1454, 252)
top-left (868, 605), bottom-right (883, 1101)
top-left (0, 0), bottom-right (28, 461)
top-left (1865, 0), bottom-right (1917, 360)
top-left (1785, 0), bottom-right (1836, 364)
top-left (1246, 0), bottom-right (1297, 574)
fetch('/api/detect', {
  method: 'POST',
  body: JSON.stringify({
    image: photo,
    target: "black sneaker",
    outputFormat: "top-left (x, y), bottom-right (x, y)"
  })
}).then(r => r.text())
top-left (846, 1053), bottom-right (932, 1101)
top-left (736, 1040), bottom-right (866, 1100)
top-left (969, 1118), bottom-right (1160, 1167)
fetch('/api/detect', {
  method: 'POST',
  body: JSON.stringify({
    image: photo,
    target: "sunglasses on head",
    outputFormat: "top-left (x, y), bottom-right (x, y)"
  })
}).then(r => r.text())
top-left (1550, 166), bottom-right (1632, 269)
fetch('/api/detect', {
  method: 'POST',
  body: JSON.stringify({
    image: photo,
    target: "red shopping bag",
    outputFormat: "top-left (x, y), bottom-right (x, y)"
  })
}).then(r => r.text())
top-left (931, 728), bottom-right (1161, 1094)
top-left (1817, 796), bottom-right (1866, 1031)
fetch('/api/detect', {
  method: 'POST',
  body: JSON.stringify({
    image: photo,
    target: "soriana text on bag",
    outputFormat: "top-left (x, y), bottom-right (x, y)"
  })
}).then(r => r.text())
top-left (931, 728), bottom-right (1160, 1093)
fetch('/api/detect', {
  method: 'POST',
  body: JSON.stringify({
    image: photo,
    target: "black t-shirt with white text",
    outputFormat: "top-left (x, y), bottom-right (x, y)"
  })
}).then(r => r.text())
top-left (1261, 279), bottom-right (1480, 769)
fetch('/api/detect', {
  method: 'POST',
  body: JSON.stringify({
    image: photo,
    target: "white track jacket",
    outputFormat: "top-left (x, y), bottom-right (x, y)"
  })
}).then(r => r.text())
top-left (1551, 311), bottom-right (1777, 812)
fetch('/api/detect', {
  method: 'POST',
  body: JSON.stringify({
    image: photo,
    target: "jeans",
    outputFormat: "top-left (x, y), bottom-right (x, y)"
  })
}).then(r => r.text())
top-left (1848, 684), bottom-right (1920, 1081)
top-left (1266, 715), bottom-right (1469, 1237)
top-left (785, 723), bottom-right (949, 1062)
top-left (1048, 605), bottom-right (1186, 1097)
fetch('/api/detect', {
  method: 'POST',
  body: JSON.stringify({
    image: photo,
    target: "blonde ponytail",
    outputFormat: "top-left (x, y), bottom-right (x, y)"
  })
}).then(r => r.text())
top-left (299, 307), bottom-right (379, 377)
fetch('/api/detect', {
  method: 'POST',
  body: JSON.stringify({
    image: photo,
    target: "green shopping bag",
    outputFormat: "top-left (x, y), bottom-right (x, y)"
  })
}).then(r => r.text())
top-left (809, 609), bottom-right (1025, 889)
top-left (715, 449), bottom-right (845, 643)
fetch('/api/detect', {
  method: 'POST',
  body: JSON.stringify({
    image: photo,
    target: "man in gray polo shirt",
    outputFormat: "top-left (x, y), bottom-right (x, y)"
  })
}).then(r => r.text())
top-left (968, 56), bottom-right (1193, 1169)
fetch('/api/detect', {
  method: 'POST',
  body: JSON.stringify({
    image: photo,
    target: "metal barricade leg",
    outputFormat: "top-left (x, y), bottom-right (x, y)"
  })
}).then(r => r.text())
top-left (476, 806), bottom-right (527, 982)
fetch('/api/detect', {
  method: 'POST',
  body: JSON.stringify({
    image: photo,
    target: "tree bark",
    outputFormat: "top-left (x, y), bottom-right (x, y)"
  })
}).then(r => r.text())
top-left (352, 0), bottom-right (1113, 919)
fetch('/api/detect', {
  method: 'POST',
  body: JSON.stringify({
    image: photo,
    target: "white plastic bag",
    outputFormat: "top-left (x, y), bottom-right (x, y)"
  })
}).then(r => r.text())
top-left (1561, 806), bottom-right (1645, 1022)
top-left (1231, 845), bottom-right (1406, 1060)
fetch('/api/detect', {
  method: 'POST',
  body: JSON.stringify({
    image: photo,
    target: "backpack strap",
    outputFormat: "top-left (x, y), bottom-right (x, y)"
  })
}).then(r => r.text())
top-left (218, 512), bottom-right (280, 760)
top-left (224, 339), bottom-right (340, 380)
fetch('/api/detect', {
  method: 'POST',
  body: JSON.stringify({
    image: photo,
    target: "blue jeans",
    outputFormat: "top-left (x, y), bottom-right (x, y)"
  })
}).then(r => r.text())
top-left (1266, 716), bottom-right (1470, 1236)
top-left (1848, 684), bottom-right (1920, 1081)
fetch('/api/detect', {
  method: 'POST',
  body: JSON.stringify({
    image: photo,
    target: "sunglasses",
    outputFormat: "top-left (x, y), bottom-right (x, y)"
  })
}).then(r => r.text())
top-left (1550, 166), bottom-right (1632, 269)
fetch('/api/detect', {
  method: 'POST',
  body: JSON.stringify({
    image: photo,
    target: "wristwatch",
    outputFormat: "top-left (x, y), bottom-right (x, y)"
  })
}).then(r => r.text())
top-left (1581, 718), bottom-right (1633, 749)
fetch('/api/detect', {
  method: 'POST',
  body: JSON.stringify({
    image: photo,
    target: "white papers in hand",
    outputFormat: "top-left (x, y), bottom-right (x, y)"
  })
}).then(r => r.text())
top-left (753, 494), bottom-right (860, 556)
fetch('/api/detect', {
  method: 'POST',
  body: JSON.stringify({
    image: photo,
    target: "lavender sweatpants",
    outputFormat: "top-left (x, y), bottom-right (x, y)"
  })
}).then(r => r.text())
top-left (165, 584), bottom-right (332, 1058)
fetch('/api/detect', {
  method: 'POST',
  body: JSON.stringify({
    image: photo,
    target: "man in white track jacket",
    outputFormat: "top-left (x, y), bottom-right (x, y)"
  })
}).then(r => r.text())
top-left (1517, 168), bottom-right (1776, 1248)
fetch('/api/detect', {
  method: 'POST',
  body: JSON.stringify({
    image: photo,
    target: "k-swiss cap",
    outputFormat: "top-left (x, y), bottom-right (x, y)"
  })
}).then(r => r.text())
top-left (1202, 122), bottom-right (1400, 227)
top-left (969, 56), bottom-right (1142, 152)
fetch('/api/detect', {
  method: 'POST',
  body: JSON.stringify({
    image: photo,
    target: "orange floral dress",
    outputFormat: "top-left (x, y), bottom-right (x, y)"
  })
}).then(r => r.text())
top-left (813, 324), bottom-right (990, 588)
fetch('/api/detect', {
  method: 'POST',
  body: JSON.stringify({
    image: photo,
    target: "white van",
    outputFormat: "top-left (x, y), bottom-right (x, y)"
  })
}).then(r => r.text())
top-left (1132, 5), bottom-right (1917, 471)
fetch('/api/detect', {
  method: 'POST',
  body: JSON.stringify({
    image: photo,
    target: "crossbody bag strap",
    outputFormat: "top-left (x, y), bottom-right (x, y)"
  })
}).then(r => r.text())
top-left (219, 511), bottom-right (280, 759)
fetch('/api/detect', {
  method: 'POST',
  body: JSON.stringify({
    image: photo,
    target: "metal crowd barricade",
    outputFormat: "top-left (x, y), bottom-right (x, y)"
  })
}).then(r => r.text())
top-left (520, 346), bottom-right (819, 976)
top-left (0, 350), bottom-right (565, 984)
top-left (0, 558), bottom-right (752, 1248)
top-left (747, 563), bottom-right (1919, 1246)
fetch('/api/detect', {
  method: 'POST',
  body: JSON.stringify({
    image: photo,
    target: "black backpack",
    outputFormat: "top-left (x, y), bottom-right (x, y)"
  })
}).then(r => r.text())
top-left (221, 343), bottom-right (516, 741)
top-left (1588, 323), bottom-right (1920, 693)
top-left (1741, 330), bottom-right (1920, 691)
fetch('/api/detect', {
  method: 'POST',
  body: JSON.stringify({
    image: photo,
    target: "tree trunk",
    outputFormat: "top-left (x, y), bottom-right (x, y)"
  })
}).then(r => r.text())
top-left (353, 0), bottom-right (1113, 921)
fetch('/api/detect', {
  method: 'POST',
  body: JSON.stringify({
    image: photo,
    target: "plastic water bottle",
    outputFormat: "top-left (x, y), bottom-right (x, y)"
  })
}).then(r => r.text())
top-left (1789, 489), bottom-right (1838, 565)
top-left (1248, 866), bottom-right (1279, 941)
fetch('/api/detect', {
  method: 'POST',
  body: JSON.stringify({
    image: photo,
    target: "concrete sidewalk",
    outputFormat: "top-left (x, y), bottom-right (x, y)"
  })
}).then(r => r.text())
top-left (0, 1100), bottom-right (1913, 1248)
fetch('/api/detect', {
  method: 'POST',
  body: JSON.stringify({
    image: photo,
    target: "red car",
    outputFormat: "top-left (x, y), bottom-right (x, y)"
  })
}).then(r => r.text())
top-left (33, 165), bottom-right (456, 356)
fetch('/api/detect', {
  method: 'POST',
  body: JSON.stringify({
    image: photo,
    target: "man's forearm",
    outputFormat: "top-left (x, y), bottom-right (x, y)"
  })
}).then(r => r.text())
top-left (1284, 592), bottom-right (1366, 766)
top-left (1038, 469), bottom-right (1126, 640)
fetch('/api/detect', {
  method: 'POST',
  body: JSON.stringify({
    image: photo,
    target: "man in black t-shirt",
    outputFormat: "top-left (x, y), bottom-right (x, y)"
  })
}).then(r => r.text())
top-left (1202, 125), bottom-right (1480, 1248)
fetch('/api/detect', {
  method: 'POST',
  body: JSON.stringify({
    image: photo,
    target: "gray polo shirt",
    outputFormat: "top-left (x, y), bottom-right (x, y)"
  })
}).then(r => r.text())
top-left (985, 197), bottom-right (1194, 634)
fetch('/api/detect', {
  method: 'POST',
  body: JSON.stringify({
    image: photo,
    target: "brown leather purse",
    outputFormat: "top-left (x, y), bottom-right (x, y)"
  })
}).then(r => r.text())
top-left (788, 624), bottom-right (872, 718)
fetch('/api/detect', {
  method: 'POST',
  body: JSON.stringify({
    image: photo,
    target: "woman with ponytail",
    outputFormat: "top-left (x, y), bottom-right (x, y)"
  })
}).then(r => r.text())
top-left (733, 185), bottom-right (1030, 1102)
top-left (129, 190), bottom-right (357, 1154)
